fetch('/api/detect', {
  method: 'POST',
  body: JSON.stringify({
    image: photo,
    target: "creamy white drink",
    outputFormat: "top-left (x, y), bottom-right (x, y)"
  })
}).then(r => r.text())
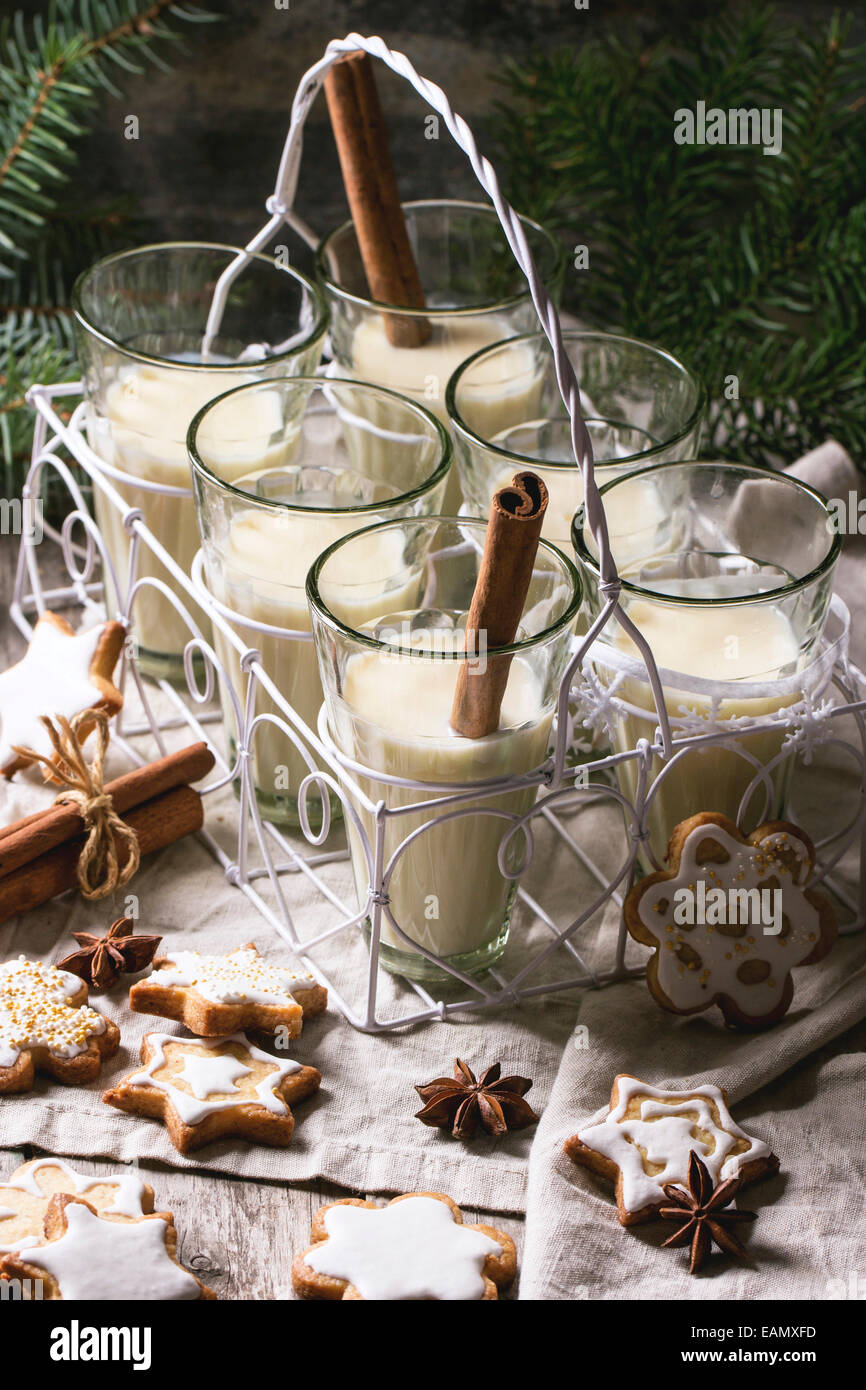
top-left (490, 443), bottom-right (665, 550)
top-left (211, 496), bottom-right (420, 825)
top-left (333, 643), bottom-right (550, 969)
top-left (574, 461), bottom-right (840, 868)
top-left (350, 316), bottom-right (540, 512)
top-left (309, 513), bottom-right (581, 977)
top-left (89, 365), bottom-right (288, 671)
top-left (609, 589), bottom-right (801, 862)
top-left (448, 329), bottom-right (705, 548)
top-left (192, 377), bottom-right (451, 827)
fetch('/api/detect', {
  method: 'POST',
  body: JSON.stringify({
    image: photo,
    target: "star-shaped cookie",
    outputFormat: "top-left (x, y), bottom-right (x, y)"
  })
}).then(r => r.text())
top-left (625, 813), bottom-right (837, 1029)
top-left (0, 1194), bottom-right (215, 1299)
top-left (292, 1192), bottom-right (517, 1301)
top-left (564, 1073), bottom-right (779, 1225)
top-left (0, 1158), bottom-right (153, 1255)
top-left (103, 1031), bottom-right (321, 1154)
top-left (0, 612), bottom-right (125, 779)
top-left (128, 942), bottom-right (327, 1038)
top-left (0, 955), bottom-right (120, 1092)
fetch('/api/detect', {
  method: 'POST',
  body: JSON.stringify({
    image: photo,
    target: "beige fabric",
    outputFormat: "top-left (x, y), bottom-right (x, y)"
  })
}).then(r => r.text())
top-left (788, 441), bottom-right (866, 671)
top-left (0, 733), bottom-right (601, 1213)
top-left (520, 443), bottom-right (866, 1298)
top-left (520, 938), bottom-right (866, 1299)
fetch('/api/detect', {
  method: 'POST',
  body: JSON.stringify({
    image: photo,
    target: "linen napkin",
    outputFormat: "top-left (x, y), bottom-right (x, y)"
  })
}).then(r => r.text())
top-left (520, 442), bottom-right (866, 1297)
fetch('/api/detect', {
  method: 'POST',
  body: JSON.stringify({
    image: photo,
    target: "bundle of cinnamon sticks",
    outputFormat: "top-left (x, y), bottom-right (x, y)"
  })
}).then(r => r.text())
top-left (0, 742), bottom-right (214, 926)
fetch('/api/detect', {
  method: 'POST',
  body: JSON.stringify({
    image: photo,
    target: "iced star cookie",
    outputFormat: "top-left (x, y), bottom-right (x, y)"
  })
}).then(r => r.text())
top-left (292, 1193), bottom-right (516, 1301)
top-left (0, 612), bottom-right (125, 779)
top-left (625, 813), bottom-right (837, 1029)
top-left (103, 1031), bottom-right (321, 1154)
top-left (128, 942), bottom-right (327, 1039)
top-left (564, 1073), bottom-right (779, 1226)
top-left (0, 1158), bottom-right (153, 1256)
top-left (0, 955), bottom-right (120, 1092)
top-left (0, 1194), bottom-right (215, 1299)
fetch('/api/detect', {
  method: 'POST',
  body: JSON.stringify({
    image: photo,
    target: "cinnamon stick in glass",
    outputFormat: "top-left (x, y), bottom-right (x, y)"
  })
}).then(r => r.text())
top-left (0, 742), bottom-right (214, 883)
top-left (0, 785), bottom-right (205, 925)
top-left (324, 49), bottom-right (431, 348)
top-left (450, 471), bottom-right (549, 740)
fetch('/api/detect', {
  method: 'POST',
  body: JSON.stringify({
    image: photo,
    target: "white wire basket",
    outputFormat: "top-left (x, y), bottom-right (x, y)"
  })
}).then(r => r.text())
top-left (10, 34), bottom-right (866, 1032)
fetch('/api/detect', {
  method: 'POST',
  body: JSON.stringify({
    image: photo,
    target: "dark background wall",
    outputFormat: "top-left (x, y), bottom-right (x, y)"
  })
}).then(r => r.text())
top-left (12, 0), bottom-right (857, 279)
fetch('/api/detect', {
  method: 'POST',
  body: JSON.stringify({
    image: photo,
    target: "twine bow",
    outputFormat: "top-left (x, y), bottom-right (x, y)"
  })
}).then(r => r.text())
top-left (12, 709), bottom-right (140, 900)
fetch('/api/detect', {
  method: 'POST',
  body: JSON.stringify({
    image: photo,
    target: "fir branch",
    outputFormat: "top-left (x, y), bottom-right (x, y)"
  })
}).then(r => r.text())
top-left (0, 0), bottom-right (215, 483)
top-left (495, 5), bottom-right (866, 467)
top-left (0, 1), bottom-right (214, 262)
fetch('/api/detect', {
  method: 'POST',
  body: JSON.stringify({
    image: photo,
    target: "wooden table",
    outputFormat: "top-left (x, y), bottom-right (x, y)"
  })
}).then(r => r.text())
top-left (0, 537), bottom-right (523, 1299)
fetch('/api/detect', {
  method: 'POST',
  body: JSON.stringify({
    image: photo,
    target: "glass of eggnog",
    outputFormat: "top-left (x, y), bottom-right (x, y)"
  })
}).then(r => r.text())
top-left (307, 516), bottom-right (582, 981)
top-left (189, 378), bottom-right (452, 830)
top-left (572, 461), bottom-right (841, 867)
top-left (316, 200), bottom-right (564, 514)
top-left (447, 331), bottom-right (706, 552)
top-left (73, 243), bottom-right (327, 681)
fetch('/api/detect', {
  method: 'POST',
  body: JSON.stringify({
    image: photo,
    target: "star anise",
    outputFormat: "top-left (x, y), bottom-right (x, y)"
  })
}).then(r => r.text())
top-left (414, 1059), bottom-right (539, 1139)
top-left (58, 917), bottom-right (162, 990)
top-left (659, 1151), bottom-right (757, 1275)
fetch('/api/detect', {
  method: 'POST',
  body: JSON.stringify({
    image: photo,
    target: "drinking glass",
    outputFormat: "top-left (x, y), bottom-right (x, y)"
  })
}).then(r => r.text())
top-left (572, 461), bottom-right (841, 865)
top-left (448, 330), bottom-right (706, 549)
top-left (317, 199), bottom-right (564, 512)
top-left (74, 242), bottom-right (327, 680)
top-left (190, 378), bottom-right (452, 828)
top-left (307, 515), bottom-right (582, 980)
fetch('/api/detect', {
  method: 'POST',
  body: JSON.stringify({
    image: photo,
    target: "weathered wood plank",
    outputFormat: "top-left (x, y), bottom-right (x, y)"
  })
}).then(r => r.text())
top-left (0, 1147), bottom-right (524, 1299)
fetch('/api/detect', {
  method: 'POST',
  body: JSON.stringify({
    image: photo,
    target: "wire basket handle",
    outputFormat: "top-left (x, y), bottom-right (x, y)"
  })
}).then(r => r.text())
top-left (203, 31), bottom-right (674, 764)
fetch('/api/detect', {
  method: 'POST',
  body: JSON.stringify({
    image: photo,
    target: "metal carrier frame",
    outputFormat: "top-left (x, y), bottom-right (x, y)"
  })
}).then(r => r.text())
top-left (10, 34), bottom-right (866, 1032)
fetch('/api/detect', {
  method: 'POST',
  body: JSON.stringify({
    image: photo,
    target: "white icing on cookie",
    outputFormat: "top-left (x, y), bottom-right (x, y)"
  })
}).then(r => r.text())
top-left (1, 1239), bottom-right (40, 1254)
top-left (306, 1197), bottom-right (501, 1301)
top-left (155, 946), bottom-right (316, 1006)
top-left (0, 956), bottom-right (107, 1069)
top-left (126, 1032), bottom-right (301, 1126)
top-left (20, 1202), bottom-right (202, 1300)
top-left (576, 1076), bottom-right (772, 1214)
top-left (638, 823), bottom-right (823, 1016)
top-left (0, 619), bottom-right (107, 767)
top-left (177, 1052), bottom-right (252, 1100)
top-left (5, 1158), bottom-right (148, 1220)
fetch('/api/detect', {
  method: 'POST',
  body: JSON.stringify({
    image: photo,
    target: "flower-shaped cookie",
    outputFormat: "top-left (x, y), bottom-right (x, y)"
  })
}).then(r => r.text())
top-left (0, 955), bottom-right (120, 1092)
top-left (0, 613), bottom-right (125, 779)
top-left (564, 1073), bottom-right (779, 1225)
top-left (103, 1031), bottom-right (321, 1154)
top-left (292, 1192), bottom-right (516, 1301)
top-left (0, 1158), bottom-right (153, 1255)
top-left (128, 942), bottom-right (327, 1038)
top-left (625, 813), bottom-right (837, 1029)
top-left (1, 1194), bottom-right (215, 1299)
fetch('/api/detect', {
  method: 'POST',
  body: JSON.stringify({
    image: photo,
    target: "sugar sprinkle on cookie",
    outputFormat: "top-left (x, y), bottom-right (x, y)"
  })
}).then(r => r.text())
top-left (129, 943), bottom-right (326, 1038)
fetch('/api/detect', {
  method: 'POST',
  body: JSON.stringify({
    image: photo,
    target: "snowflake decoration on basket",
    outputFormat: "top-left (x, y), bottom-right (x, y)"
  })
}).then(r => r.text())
top-left (664, 702), bottom-right (762, 753)
top-left (780, 694), bottom-right (835, 765)
top-left (574, 665), bottom-right (628, 745)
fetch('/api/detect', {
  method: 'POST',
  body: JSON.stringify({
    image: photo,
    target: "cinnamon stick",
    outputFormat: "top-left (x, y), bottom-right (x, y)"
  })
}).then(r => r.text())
top-left (0, 742), bottom-right (214, 882)
top-left (0, 785), bottom-right (205, 926)
top-left (450, 471), bottom-right (549, 739)
top-left (324, 50), bottom-right (431, 348)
